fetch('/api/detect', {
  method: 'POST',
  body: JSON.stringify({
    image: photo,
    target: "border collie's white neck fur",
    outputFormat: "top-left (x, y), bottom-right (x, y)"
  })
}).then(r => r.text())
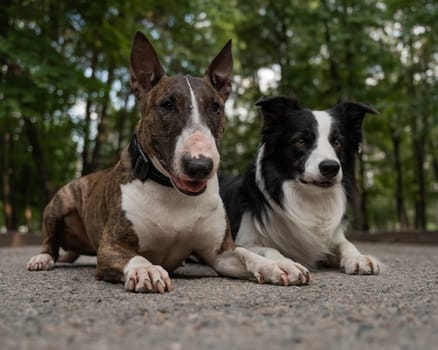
top-left (253, 145), bottom-right (347, 266)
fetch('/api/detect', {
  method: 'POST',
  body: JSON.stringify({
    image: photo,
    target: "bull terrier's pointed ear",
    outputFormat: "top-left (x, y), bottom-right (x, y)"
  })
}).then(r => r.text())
top-left (130, 31), bottom-right (165, 98)
top-left (205, 40), bottom-right (233, 101)
top-left (255, 95), bottom-right (301, 123)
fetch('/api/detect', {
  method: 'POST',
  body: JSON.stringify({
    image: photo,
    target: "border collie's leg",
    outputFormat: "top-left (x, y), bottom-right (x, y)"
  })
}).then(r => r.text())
top-left (337, 238), bottom-right (380, 275)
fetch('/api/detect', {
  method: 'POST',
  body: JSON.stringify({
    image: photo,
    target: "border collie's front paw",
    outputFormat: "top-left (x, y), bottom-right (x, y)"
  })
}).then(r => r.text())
top-left (27, 254), bottom-right (55, 271)
top-left (256, 260), bottom-right (310, 286)
top-left (341, 254), bottom-right (380, 275)
top-left (124, 258), bottom-right (173, 293)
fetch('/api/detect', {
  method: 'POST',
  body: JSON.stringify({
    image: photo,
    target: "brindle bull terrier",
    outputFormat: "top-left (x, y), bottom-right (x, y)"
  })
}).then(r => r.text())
top-left (27, 31), bottom-right (310, 292)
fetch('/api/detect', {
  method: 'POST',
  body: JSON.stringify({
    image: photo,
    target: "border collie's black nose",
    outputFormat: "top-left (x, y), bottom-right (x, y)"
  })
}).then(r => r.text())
top-left (182, 154), bottom-right (213, 180)
top-left (319, 160), bottom-right (340, 178)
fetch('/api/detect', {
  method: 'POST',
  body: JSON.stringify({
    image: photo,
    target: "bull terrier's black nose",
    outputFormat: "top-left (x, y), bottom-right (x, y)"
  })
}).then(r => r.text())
top-left (182, 154), bottom-right (213, 180)
top-left (319, 160), bottom-right (340, 178)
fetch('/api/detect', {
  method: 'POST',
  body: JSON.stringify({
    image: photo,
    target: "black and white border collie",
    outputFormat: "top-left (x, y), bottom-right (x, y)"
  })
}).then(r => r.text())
top-left (220, 95), bottom-right (380, 275)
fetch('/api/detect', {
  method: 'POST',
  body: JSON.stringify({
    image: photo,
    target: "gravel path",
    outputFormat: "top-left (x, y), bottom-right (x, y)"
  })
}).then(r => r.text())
top-left (0, 243), bottom-right (437, 350)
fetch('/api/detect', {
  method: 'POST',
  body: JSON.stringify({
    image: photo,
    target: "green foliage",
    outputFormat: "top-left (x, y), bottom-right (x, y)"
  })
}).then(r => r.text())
top-left (0, 0), bottom-right (437, 231)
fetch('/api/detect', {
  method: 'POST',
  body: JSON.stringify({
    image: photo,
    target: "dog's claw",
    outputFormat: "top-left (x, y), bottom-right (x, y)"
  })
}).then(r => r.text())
top-left (280, 273), bottom-right (288, 286)
top-left (144, 279), bottom-right (153, 291)
top-left (305, 271), bottom-right (311, 283)
top-left (164, 278), bottom-right (173, 292)
top-left (156, 281), bottom-right (164, 294)
top-left (354, 263), bottom-right (359, 274)
top-left (126, 277), bottom-right (135, 291)
top-left (256, 274), bottom-right (264, 284)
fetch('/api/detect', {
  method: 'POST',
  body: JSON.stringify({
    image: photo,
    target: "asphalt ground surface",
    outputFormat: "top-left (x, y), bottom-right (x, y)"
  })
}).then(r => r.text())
top-left (0, 243), bottom-right (437, 350)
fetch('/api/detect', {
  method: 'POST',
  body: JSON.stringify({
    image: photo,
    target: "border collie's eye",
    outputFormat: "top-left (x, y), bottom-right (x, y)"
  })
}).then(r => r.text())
top-left (212, 101), bottom-right (221, 114)
top-left (332, 138), bottom-right (343, 148)
top-left (291, 137), bottom-right (305, 149)
top-left (296, 138), bottom-right (305, 145)
top-left (160, 100), bottom-right (174, 112)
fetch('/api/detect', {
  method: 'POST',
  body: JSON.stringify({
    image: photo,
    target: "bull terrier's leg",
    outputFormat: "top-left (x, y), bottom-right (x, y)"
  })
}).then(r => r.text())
top-left (96, 237), bottom-right (173, 293)
top-left (27, 185), bottom-right (80, 271)
top-left (244, 246), bottom-right (311, 282)
top-left (211, 247), bottom-right (310, 285)
top-left (198, 232), bottom-right (310, 286)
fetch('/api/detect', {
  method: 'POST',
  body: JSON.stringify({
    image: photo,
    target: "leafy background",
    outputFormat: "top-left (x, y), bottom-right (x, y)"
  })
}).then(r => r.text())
top-left (1, 0), bottom-right (437, 233)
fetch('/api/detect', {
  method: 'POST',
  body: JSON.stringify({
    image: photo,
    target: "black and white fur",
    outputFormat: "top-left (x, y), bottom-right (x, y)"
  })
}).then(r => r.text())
top-left (220, 95), bottom-right (380, 274)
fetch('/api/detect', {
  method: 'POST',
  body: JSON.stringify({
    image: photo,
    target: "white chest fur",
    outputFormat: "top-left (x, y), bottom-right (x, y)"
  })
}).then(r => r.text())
top-left (120, 176), bottom-right (226, 267)
top-left (238, 177), bottom-right (347, 267)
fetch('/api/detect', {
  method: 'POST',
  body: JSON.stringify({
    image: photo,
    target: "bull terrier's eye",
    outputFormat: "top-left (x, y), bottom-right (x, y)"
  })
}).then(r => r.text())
top-left (212, 101), bottom-right (221, 114)
top-left (160, 100), bottom-right (174, 112)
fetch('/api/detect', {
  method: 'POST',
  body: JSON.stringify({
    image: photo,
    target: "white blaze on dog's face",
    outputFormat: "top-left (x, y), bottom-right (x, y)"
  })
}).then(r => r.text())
top-left (171, 77), bottom-right (222, 195)
top-left (301, 111), bottom-right (343, 187)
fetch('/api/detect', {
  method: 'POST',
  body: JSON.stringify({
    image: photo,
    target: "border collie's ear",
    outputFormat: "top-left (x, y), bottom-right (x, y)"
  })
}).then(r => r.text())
top-left (255, 96), bottom-right (300, 122)
top-left (130, 31), bottom-right (165, 98)
top-left (334, 100), bottom-right (378, 148)
top-left (334, 100), bottom-right (378, 129)
top-left (205, 40), bottom-right (233, 101)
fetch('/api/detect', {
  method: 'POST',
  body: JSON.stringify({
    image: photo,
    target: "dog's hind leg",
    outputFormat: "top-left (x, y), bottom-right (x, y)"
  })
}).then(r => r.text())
top-left (27, 183), bottom-right (82, 271)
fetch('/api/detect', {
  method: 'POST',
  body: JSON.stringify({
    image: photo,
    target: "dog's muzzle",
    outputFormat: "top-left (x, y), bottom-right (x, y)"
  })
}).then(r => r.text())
top-left (299, 160), bottom-right (341, 188)
top-left (170, 153), bottom-right (214, 196)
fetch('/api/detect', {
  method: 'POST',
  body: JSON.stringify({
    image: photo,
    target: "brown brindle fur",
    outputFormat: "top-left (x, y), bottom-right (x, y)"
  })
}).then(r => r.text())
top-left (39, 156), bottom-right (140, 281)
top-left (34, 32), bottom-right (233, 283)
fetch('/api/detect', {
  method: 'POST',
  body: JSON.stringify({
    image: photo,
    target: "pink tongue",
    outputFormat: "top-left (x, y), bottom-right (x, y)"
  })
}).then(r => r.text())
top-left (173, 177), bottom-right (207, 193)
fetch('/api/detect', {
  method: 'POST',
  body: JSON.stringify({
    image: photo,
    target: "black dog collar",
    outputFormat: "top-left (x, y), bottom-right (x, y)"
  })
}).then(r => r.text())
top-left (128, 134), bottom-right (173, 187)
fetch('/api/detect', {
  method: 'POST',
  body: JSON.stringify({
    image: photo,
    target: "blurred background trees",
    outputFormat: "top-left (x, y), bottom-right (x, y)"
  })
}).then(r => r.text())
top-left (0, 0), bottom-right (437, 233)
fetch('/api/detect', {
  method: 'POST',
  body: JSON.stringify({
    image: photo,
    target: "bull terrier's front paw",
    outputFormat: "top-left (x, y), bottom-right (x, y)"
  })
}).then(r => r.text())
top-left (275, 259), bottom-right (311, 285)
top-left (341, 254), bottom-right (380, 275)
top-left (124, 257), bottom-right (173, 293)
top-left (27, 254), bottom-right (55, 271)
top-left (255, 260), bottom-right (310, 286)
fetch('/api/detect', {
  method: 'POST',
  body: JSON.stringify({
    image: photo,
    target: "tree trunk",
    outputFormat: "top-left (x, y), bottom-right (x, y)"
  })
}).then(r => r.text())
top-left (351, 150), bottom-right (368, 231)
top-left (413, 136), bottom-right (427, 229)
top-left (81, 50), bottom-right (98, 176)
top-left (321, 0), bottom-right (342, 93)
top-left (2, 132), bottom-right (18, 230)
top-left (22, 117), bottom-right (53, 207)
top-left (390, 125), bottom-right (409, 229)
top-left (24, 164), bottom-right (33, 232)
top-left (406, 37), bottom-right (427, 230)
top-left (429, 140), bottom-right (438, 184)
top-left (116, 93), bottom-right (131, 153)
top-left (90, 66), bottom-right (115, 172)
